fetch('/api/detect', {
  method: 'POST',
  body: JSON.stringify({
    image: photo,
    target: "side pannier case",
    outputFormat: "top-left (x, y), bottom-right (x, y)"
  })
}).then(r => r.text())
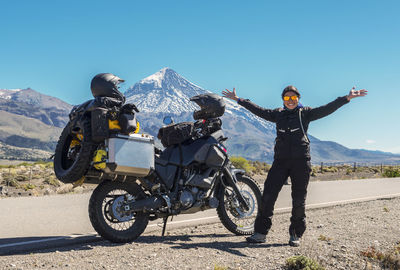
top-left (104, 133), bottom-right (155, 177)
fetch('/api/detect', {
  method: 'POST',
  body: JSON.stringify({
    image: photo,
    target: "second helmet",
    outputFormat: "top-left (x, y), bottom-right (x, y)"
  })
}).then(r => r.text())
top-left (90, 73), bottom-right (126, 101)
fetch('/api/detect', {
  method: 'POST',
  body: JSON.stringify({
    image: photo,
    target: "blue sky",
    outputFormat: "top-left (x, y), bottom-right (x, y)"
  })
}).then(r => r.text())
top-left (1, 0), bottom-right (399, 153)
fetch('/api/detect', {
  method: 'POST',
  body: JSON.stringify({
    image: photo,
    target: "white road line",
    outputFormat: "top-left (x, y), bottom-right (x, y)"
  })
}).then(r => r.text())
top-left (0, 237), bottom-right (67, 249)
top-left (0, 234), bottom-right (98, 249)
top-left (2, 193), bottom-right (400, 249)
top-left (305, 193), bottom-right (400, 208)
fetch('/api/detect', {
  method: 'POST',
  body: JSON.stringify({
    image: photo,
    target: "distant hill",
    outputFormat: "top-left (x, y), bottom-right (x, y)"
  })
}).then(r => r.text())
top-left (0, 110), bottom-right (62, 151)
top-left (0, 141), bottom-right (53, 161)
top-left (0, 88), bottom-right (71, 128)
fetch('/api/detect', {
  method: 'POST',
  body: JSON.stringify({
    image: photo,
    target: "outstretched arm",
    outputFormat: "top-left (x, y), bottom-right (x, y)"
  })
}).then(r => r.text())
top-left (307, 86), bottom-right (368, 121)
top-left (221, 88), bottom-right (278, 122)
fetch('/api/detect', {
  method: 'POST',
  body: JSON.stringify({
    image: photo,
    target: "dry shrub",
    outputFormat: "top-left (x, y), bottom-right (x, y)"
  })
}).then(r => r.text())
top-left (286, 255), bottom-right (325, 270)
top-left (361, 245), bottom-right (400, 270)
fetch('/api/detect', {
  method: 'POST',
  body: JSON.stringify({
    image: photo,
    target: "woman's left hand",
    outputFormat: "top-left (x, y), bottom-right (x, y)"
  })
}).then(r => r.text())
top-left (347, 86), bottom-right (368, 101)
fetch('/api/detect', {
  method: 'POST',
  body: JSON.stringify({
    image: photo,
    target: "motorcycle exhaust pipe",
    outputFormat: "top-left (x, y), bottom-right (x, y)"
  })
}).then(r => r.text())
top-left (127, 196), bottom-right (167, 212)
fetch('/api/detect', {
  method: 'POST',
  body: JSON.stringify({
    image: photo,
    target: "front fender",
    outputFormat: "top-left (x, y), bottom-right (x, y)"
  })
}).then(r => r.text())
top-left (228, 167), bottom-right (245, 183)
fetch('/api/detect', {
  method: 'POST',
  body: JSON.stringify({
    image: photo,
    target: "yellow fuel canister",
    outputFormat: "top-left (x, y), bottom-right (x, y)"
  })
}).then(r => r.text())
top-left (93, 149), bottom-right (107, 170)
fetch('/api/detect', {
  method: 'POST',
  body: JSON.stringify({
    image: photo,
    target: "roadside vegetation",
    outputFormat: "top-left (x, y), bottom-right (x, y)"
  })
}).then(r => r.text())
top-left (1, 158), bottom-right (399, 197)
top-left (0, 160), bottom-right (91, 197)
top-left (229, 156), bottom-right (400, 181)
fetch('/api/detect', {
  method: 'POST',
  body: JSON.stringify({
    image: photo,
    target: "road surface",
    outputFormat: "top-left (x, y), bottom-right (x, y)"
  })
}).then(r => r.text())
top-left (1, 177), bottom-right (399, 255)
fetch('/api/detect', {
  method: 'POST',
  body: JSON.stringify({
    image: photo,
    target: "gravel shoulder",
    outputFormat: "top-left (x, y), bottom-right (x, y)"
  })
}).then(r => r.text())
top-left (1, 196), bottom-right (399, 270)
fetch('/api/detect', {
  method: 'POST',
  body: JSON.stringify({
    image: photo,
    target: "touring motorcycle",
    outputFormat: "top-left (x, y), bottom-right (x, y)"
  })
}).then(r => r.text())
top-left (53, 73), bottom-right (262, 243)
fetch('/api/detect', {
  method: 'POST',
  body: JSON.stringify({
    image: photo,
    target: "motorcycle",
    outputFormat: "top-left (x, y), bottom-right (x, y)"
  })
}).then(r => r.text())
top-left (54, 92), bottom-right (262, 243)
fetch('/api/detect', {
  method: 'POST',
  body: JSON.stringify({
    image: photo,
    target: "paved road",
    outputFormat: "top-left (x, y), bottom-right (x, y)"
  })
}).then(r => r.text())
top-left (1, 177), bottom-right (399, 254)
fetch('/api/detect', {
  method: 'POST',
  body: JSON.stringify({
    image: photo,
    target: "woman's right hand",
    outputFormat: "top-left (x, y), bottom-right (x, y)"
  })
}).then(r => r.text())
top-left (222, 88), bottom-right (239, 102)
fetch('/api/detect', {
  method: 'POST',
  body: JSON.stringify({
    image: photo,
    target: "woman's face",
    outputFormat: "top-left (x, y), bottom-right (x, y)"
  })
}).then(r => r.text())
top-left (283, 91), bottom-right (299, 110)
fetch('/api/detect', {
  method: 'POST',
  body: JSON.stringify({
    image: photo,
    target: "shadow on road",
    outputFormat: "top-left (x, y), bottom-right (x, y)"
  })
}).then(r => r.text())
top-left (1, 233), bottom-right (288, 257)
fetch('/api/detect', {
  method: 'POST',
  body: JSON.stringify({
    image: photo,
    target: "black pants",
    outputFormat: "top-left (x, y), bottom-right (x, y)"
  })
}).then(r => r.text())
top-left (254, 158), bottom-right (311, 237)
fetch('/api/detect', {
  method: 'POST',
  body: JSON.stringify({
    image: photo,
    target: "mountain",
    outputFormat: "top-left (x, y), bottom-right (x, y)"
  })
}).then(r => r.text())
top-left (0, 88), bottom-right (69, 159)
top-left (125, 68), bottom-right (400, 163)
top-left (0, 88), bottom-right (72, 128)
top-left (1, 69), bottom-right (399, 163)
top-left (125, 68), bottom-right (277, 160)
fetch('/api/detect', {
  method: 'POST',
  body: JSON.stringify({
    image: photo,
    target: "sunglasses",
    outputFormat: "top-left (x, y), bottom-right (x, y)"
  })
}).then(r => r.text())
top-left (283, 96), bottom-right (299, 101)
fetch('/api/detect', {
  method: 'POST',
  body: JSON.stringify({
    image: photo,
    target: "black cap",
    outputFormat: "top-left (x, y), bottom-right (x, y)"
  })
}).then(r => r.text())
top-left (281, 85), bottom-right (300, 98)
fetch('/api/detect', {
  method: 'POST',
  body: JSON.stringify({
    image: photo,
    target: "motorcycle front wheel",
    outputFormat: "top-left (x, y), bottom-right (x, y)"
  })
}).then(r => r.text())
top-left (88, 180), bottom-right (149, 243)
top-left (217, 174), bottom-right (262, 235)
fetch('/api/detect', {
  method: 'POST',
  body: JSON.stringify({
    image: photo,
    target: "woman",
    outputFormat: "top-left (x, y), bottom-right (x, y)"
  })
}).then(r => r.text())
top-left (222, 85), bottom-right (367, 246)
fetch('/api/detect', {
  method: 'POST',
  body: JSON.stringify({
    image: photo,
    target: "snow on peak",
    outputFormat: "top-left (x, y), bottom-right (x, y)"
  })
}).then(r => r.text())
top-left (0, 89), bottom-right (22, 99)
top-left (123, 68), bottom-right (275, 132)
top-left (139, 67), bottom-right (170, 88)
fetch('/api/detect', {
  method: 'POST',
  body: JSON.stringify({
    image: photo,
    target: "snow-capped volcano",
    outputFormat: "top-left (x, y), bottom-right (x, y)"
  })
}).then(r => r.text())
top-left (124, 68), bottom-right (275, 133)
top-left (124, 68), bottom-right (207, 114)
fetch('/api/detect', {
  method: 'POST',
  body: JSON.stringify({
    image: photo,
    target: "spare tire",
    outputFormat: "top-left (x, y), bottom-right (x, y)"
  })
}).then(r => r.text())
top-left (54, 119), bottom-right (97, 183)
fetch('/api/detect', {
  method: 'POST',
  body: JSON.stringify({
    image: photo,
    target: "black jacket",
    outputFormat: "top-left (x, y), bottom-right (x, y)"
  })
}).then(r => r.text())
top-left (238, 96), bottom-right (350, 159)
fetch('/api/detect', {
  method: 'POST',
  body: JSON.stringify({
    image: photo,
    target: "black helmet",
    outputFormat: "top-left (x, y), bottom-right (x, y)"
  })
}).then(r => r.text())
top-left (90, 73), bottom-right (125, 101)
top-left (190, 93), bottom-right (225, 120)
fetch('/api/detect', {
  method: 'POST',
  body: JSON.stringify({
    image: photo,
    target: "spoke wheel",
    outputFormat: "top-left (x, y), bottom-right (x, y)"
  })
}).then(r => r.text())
top-left (217, 174), bottom-right (262, 235)
top-left (89, 180), bottom-right (149, 243)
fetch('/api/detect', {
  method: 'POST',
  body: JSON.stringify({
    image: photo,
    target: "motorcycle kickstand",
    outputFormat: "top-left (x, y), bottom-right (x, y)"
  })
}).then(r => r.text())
top-left (161, 216), bottom-right (174, 237)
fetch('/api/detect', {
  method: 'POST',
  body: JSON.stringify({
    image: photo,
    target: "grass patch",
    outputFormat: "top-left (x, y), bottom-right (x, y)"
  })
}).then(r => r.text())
top-left (318, 235), bottom-right (333, 242)
top-left (44, 176), bottom-right (61, 187)
top-left (214, 265), bottom-right (229, 270)
top-left (286, 255), bottom-right (325, 270)
top-left (22, 183), bottom-right (36, 191)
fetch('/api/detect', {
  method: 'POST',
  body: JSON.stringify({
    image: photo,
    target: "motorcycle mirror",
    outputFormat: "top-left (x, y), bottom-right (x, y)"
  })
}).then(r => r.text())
top-left (163, 116), bottom-right (174, 125)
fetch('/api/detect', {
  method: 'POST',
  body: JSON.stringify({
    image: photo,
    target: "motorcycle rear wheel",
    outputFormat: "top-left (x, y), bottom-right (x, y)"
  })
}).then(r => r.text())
top-left (217, 174), bottom-right (262, 235)
top-left (88, 180), bottom-right (149, 243)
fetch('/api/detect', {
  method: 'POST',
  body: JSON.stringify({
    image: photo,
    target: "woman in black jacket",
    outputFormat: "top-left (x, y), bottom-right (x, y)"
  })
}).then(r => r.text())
top-left (222, 85), bottom-right (367, 246)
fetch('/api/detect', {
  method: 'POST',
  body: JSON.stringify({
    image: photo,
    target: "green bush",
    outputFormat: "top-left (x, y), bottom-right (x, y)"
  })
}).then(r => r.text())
top-left (322, 166), bottom-right (338, 173)
top-left (230, 156), bottom-right (254, 174)
top-left (22, 183), bottom-right (36, 191)
top-left (230, 156), bottom-right (270, 175)
top-left (286, 255), bottom-right (325, 270)
top-left (230, 156), bottom-right (250, 170)
top-left (382, 167), bottom-right (400, 178)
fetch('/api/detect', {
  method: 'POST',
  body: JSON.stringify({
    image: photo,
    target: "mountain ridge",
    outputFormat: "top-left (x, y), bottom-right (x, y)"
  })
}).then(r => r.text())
top-left (1, 68), bottom-right (399, 163)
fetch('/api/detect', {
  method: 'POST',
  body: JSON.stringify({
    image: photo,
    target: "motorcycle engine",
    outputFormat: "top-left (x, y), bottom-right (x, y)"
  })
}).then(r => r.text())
top-left (177, 166), bottom-right (214, 210)
top-left (179, 187), bottom-right (197, 209)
